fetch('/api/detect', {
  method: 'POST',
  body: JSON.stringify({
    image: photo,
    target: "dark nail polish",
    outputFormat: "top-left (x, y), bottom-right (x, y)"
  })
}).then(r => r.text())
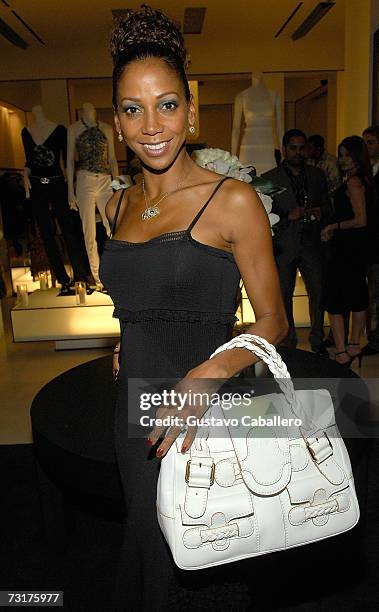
top-left (147, 439), bottom-right (153, 447)
top-left (181, 446), bottom-right (187, 454)
top-left (156, 447), bottom-right (164, 458)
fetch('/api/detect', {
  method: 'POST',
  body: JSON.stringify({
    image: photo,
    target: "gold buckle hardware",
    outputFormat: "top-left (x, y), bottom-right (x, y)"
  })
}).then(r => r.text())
top-left (185, 459), bottom-right (215, 486)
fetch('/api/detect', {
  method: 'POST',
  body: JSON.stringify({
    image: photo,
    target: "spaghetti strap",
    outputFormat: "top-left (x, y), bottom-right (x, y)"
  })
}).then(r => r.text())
top-left (187, 177), bottom-right (230, 232)
top-left (110, 189), bottom-right (126, 238)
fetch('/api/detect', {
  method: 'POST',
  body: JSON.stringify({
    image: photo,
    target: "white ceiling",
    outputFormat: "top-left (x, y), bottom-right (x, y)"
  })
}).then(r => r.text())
top-left (0, 0), bottom-right (345, 51)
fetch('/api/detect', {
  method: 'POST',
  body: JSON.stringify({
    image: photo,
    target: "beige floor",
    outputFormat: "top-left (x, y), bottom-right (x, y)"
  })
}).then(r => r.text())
top-left (0, 297), bottom-right (110, 445)
top-left (1, 295), bottom-right (379, 445)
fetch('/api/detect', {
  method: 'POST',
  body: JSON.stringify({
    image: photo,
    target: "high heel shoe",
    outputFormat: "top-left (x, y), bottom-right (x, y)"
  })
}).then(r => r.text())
top-left (334, 350), bottom-right (355, 367)
top-left (346, 343), bottom-right (363, 369)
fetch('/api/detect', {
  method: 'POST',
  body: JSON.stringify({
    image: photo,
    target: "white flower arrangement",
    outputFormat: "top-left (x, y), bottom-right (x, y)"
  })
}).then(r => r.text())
top-left (192, 148), bottom-right (280, 234)
top-left (191, 148), bottom-right (254, 183)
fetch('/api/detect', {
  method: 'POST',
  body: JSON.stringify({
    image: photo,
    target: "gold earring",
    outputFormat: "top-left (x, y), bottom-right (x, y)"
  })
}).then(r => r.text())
top-left (189, 125), bottom-right (195, 134)
top-left (118, 132), bottom-right (123, 142)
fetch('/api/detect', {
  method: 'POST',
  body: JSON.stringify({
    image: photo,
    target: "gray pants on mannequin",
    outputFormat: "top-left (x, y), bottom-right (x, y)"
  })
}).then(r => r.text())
top-left (76, 169), bottom-right (112, 284)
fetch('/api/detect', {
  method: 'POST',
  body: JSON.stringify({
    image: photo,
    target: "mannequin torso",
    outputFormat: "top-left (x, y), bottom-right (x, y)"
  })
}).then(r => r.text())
top-left (26, 120), bottom-right (58, 145)
top-left (21, 106), bottom-right (65, 199)
top-left (232, 75), bottom-right (283, 175)
top-left (67, 103), bottom-right (118, 207)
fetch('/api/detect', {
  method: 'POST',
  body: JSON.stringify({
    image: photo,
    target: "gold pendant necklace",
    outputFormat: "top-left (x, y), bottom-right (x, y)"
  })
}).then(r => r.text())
top-left (141, 170), bottom-right (191, 221)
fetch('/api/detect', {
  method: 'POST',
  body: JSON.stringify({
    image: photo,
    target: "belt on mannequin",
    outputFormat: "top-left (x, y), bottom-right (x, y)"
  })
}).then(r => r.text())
top-left (30, 175), bottom-right (64, 184)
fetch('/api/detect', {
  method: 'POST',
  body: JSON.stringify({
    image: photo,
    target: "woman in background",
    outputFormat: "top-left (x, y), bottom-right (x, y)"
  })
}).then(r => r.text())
top-left (321, 136), bottom-right (376, 366)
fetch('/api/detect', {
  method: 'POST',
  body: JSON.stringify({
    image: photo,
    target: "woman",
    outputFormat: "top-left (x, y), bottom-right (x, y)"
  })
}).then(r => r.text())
top-left (99, 6), bottom-right (287, 610)
top-left (321, 136), bottom-right (376, 366)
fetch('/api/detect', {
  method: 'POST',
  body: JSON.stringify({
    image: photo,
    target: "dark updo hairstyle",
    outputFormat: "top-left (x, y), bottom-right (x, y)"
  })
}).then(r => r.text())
top-left (110, 4), bottom-right (191, 109)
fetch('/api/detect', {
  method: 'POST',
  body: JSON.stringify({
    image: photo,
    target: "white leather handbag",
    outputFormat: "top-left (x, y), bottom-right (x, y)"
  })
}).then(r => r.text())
top-left (157, 334), bottom-right (360, 570)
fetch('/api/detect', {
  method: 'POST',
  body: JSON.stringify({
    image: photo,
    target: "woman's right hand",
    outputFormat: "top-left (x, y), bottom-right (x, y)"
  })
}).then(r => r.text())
top-left (113, 342), bottom-right (120, 381)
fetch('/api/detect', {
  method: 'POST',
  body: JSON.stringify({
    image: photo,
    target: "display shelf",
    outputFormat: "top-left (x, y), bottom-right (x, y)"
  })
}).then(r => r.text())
top-left (10, 271), bottom-right (326, 350)
top-left (11, 287), bottom-right (119, 349)
top-left (11, 267), bottom-right (41, 293)
top-left (236, 273), bottom-right (329, 327)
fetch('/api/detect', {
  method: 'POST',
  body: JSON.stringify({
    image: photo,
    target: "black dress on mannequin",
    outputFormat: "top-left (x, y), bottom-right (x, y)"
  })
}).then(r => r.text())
top-left (22, 125), bottom-right (88, 285)
top-left (99, 178), bottom-right (255, 610)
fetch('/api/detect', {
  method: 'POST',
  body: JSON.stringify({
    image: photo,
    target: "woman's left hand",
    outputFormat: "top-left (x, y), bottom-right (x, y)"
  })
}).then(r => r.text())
top-left (147, 360), bottom-right (227, 458)
top-left (320, 224), bottom-right (334, 242)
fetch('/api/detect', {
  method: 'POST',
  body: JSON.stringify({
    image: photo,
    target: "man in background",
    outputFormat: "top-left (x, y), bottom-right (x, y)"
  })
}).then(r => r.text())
top-left (362, 126), bottom-right (379, 355)
top-left (363, 126), bottom-right (379, 177)
top-left (306, 134), bottom-right (341, 197)
top-left (263, 129), bottom-right (332, 354)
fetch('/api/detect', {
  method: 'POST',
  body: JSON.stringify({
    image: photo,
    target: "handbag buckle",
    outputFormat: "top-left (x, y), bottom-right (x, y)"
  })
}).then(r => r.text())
top-left (306, 433), bottom-right (333, 463)
top-left (185, 459), bottom-right (215, 487)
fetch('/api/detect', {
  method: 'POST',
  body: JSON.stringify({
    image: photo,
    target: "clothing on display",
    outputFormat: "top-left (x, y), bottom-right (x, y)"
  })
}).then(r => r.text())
top-left (68, 107), bottom-right (118, 286)
top-left (76, 119), bottom-right (111, 174)
top-left (21, 125), bottom-right (67, 178)
top-left (0, 171), bottom-right (30, 253)
top-left (22, 122), bottom-right (88, 286)
top-left (75, 170), bottom-right (112, 284)
top-left (232, 76), bottom-right (283, 175)
top-left (29, 177), bottom-right (88, 285)
top-left (99, 178), bottom-right (254, 609)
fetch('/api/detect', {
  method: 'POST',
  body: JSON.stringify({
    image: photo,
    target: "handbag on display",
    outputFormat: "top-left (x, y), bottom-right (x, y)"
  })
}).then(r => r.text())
top-left (157, 334), bottom-right (360, 570)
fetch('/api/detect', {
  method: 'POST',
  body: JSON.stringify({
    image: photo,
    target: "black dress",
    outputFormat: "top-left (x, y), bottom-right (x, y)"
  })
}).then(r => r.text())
top-left (99, 178), bottom-right (254, 610)
top-left (322, 181), bottom-right (369, 314)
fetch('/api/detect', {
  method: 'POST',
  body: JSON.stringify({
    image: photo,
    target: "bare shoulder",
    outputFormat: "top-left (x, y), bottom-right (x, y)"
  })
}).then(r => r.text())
top-left (346, 175), bottom-right (365, 191)
top-left (218, 178), bottom-right (267, 242)
top-left (221, 178), bottom-right (263, 214)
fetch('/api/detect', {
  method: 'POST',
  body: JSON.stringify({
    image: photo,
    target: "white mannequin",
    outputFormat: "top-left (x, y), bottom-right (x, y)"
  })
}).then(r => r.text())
top-left (67, 102), bottom-right (119, 287)
top-left (23, 105), bottom-right (58, 199)
top-left (231, 73), bottom-right (283, 175)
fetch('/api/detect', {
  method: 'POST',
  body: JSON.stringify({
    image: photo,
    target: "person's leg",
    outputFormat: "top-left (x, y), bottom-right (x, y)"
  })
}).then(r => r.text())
top-left (75, 171), bottom-right (101, 284)
top-left (50, 180), bottom-right (88, 282)
top-left (298, 247), bottom-right (324, 350)
top-left (328, 312), bottom-right (352, 365)
top-left (324, 311), bottom-right (350, 347)
top-left (348, 310), bottom-right (366, 355)
top-left (94, 174), bottom-right (113, 236)
top-left (30, 180), bottom-right (70, 285)
top-left (276, 257), bottom-right (298, 348)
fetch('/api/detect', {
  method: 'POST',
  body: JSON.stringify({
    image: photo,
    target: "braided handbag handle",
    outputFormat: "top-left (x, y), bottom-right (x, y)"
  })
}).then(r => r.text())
top-left (209, 333), bottom-right (313, 430)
